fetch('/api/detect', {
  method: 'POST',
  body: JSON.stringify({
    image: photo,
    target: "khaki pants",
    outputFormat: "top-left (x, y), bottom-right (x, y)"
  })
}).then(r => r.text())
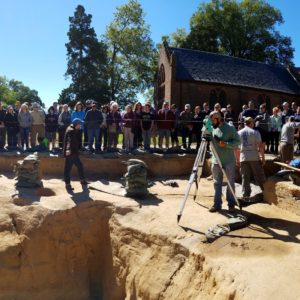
top-left (31, 124), bottom-right (45, 146)
top-left (279, 142), bottom-right (294, 163)
top-left (123, 127), bottom-right (134, 151)
top-left (240, 161), bottom-right (266, 198)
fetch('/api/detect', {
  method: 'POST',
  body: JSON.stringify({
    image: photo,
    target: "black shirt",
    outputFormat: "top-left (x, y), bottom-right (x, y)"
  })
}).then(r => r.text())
top-left (141, 112), bottom-right (153, 130)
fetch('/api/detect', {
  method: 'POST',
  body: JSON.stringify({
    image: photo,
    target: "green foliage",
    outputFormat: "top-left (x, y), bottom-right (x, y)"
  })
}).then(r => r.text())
top-left (0, 76), bottom-right (43, 107)
top-left (57, 87), bottom-right (76, 106)
top-left (105, 0), bottom-right (156, 107)
top-left (171, 0), bottom-right (294, 66)
top-left (64, 5), bottom-right (109, 105)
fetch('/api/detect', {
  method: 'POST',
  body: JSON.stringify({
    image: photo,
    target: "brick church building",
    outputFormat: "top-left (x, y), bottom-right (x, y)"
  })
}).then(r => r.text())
top-left (154, 42), bottom-right (300, 114)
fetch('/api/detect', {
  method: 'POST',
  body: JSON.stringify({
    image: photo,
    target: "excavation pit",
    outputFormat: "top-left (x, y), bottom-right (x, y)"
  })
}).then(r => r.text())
top-left (0, 153), bottom-right (299, 299)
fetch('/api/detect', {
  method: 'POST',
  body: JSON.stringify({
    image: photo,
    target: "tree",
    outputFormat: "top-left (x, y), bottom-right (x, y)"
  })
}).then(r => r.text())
top-left (57, 87), bottom-right (76, 106)
top-left (105, 0), bottom-right (156, 107)
top-left (0, 76), bottom-right (43, 107)
top-left (173, 0), bottom-right (294, 66)
top-left (9, 79), bottom-right (43, 107)
top-left (0, 76), bottom-right (15, 104)
top-left (65, 5), bottom-right (109, 105)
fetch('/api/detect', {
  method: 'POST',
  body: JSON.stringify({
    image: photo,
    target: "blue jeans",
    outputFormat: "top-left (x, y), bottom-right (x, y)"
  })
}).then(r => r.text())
top-left (142, 129), bottom-right (151, 149)
top-left (211, 161), bottom-right (236, 208)
top-left (0, 127), bottom-right (6, 149)
top-left (99, 127), bottom-right (108, 150)
top-left (88, 128), bottom-right (100, 150)
top-left (20, 127), bottom-right (30, 148)
top-left (6, 127), bottom-right (18, 148)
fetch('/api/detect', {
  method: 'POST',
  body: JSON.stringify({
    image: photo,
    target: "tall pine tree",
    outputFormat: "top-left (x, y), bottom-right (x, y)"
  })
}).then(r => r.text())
top-left (63, 5), bottom-right (109, 105)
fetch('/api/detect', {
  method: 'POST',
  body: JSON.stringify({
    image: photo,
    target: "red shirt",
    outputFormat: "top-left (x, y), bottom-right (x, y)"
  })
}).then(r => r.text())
top-left (156, 109), bottom-right (175, 130)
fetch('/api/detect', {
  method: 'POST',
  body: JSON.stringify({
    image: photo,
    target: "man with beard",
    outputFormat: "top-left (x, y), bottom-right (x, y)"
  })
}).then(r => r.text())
top-left (63, 118), bottom-right (88, 191)
top-left (209, 111), bottom-right (240, 212)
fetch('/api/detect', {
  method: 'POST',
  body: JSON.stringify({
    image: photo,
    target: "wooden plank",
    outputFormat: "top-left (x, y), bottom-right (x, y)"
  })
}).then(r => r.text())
top-left (274, 161), bottom-right (300, 173)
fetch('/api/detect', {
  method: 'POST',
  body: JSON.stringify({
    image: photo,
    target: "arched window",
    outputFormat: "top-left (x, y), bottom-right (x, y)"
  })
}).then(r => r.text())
top-left (257, 95), bottom-right (271, 112)
top-left (159, 64), bottom-right (165, 85)
top-left (265, 96), bottom-right (271, 112)
top-left (158, 85), bottom-right (165, 102)
top-left (209, 90), bottom-right (217, 106)
top-left (257, 95), bottom-right (264, 106)
top-left (218, 90), bottom-right (227, 107)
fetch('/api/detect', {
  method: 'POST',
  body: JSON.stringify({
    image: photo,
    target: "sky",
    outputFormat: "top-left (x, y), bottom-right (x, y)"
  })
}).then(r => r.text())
top-left (0, 0), bottom-right (299, 108)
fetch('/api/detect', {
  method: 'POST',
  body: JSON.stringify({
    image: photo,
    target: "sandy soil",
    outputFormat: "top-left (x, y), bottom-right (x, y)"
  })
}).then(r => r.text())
top-left (0, 173), bottom-right (300, 299)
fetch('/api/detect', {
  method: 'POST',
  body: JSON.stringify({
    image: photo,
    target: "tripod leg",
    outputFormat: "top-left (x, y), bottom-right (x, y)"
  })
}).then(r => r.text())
top-left (193, 175), bottom-right (198, 201)
top-left (177, 140), bottom-right (208, 223)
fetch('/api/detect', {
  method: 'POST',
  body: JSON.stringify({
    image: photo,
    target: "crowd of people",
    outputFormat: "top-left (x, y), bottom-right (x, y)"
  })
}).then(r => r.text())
top-left (2, 97), bottom-right (300, 204)
top-left (0, 98), bottom-right (300, 158)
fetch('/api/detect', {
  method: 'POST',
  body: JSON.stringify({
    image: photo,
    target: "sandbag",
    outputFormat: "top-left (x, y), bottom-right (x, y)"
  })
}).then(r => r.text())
top-left (124, 159), bottom-right (148, 197)
top-left (14, 153), bottom-right (43, 188)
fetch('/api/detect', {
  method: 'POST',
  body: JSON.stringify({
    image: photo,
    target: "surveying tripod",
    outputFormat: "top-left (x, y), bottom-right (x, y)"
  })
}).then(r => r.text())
top-left (177, 136), bottom-right (241, 223)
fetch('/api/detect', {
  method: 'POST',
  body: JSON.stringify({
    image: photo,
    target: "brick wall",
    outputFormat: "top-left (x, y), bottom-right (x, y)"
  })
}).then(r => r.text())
top-left (155, 46), bottom-right (300, 113)
top-left (170, 81), bottom-right (300, 113)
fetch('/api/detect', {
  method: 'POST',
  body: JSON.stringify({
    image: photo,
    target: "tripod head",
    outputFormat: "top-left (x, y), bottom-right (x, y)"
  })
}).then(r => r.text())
top-left (201, 116), bottom-right (213, 141)
top-left (202, 134), bottom-right (212, 142)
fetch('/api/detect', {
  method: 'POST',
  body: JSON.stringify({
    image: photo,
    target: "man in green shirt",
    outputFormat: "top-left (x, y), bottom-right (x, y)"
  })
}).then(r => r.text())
top-left (209, 111), bottom-right (240, 212)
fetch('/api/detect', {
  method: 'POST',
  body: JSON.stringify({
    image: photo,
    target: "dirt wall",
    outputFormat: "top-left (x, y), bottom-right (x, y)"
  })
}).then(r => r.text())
top-left (0, 153), bottom-right (196, 178)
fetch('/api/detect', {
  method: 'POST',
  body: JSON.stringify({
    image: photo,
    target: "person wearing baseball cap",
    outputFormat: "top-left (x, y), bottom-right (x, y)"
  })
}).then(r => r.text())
top-left (179, 103), bottom-right (193, 149)
top-left (237, 116), bottom-right (266, 201)
top-left (63, 118), bottom-right (87, 191)
top-left (209, 110), bottom-right (240, 212)
top-left (84, 101), bottom-right (103, 151)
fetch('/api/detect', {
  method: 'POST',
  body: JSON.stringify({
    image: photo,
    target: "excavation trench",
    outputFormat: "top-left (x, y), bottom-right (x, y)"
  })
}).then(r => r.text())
top-left (0, 201), bottom-right (120, 299)
top-left (1, 154), bottom-right (300, 299)
top-left (0, 196), bottom-right (241, 300)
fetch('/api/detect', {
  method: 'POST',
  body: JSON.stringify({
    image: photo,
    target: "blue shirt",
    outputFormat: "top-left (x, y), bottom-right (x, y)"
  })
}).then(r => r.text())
top-left (71, 111), bottom-right (85, 130)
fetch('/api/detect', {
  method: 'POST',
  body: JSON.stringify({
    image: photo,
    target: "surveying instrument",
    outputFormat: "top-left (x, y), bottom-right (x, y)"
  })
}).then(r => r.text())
top-left (177, 116), bottom-right (242, 223)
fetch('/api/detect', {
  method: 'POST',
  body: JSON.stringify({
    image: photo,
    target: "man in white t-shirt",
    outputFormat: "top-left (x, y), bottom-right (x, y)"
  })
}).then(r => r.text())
top-left (237, 117), bottom-right (266, 198)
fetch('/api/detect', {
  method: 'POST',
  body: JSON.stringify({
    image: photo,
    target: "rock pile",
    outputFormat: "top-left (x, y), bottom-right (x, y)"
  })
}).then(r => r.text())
top-left (124, 159), bottom-right (148, 197)
top-left (14, 153), bottom-right (43, 188)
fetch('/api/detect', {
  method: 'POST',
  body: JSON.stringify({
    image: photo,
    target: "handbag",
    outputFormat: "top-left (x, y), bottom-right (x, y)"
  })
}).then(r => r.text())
top-left (109, 123), bottom-right (117, 133)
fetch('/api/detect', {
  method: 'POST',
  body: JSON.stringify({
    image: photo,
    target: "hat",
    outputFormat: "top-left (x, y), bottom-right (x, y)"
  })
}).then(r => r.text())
top-left (244, 117), bottom-right (254, 125)
top-left (185, 104), bottom-right (190, 109)
top-left (72, 118), bottom-right (83, 126)
top-left (85, 100), bottom-right (92, 105)
top-left (283, 102), bottom-right (289, 106)
top-left (32, 102), bottom-right (39, 108)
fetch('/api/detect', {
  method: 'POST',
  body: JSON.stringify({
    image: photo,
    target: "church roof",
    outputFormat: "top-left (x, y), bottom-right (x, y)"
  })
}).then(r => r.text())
top-left (168, 46), bottom-right (300, 95)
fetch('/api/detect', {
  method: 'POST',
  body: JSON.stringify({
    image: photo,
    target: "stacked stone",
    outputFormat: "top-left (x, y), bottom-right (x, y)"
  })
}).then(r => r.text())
top-left (14, 153), bottom-right (43, 188)
top-left (124, 159), bottom-right (148, 197)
